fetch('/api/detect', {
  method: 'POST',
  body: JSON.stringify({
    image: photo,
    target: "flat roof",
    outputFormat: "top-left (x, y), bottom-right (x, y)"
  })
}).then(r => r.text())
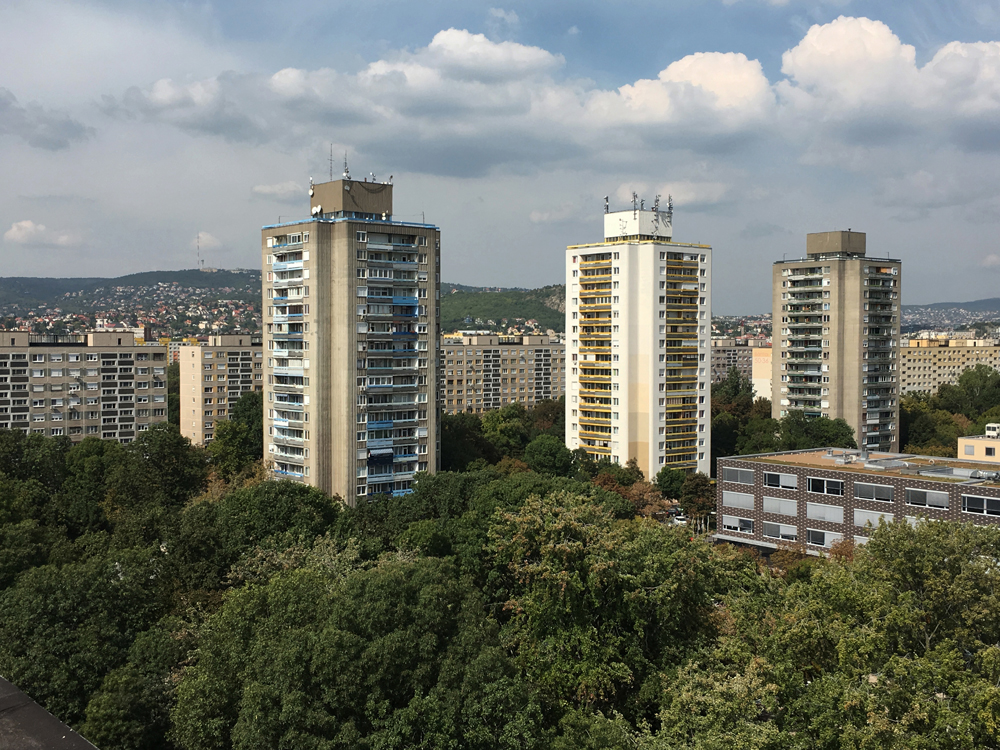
top-left (728, 448), bottom-right (1000, 487)
top-left (261, 217), bottom-right (438, 230)
top-left (567, 239), bottom-right (711, 250)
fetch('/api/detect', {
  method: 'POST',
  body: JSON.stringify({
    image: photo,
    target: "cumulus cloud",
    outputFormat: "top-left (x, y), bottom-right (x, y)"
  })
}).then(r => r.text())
top-left (486, 8), bottom-right (519, 39)
top-left (100, 18), bottom-right (1000, 205)
top-left (0, 88), bottom-right (92, 150)
top-left (192, 231), bottom-right (221, 249)
top-left (4, 219), bottom-right (80, 246)
top-left (252, 181), bottom-right (304, 200)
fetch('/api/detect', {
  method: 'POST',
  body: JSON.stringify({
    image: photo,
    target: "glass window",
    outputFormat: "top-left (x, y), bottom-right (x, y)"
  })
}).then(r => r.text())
top-left (722, 491), bottom-right (754, 510)
top-left (763, 496), bottom-right (797, 516)
top-left (806, 502), bottom-right (844, 524)
top-left (854, 482), bottom-right (893, 502)
top-left (807, 477), bottom-right (844, 496)
top-left (854, 508), bottom-right (889, 528)
top-left (962, 494), bottom-right (1000, 516)
top-left (905, 488), bottom-right (949, 509)
top-left (721, 515), bottom-right (754, 534)
top-left (762, 522), bottom-right (797, 541)
top-left (763, 472), bottom-right (797, 490)
top-left (722, 467), bottom-right (754, 485)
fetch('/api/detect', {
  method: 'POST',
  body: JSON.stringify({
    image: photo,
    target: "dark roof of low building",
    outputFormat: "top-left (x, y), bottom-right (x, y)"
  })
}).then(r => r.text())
top-left (0, 676), bottom-right (98, 750)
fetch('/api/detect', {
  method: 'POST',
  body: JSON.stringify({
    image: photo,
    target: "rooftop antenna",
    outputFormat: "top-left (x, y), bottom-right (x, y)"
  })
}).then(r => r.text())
top-left (640, 198), bottom-right (645, 211)
top-left (329, 143), bottom-right (334, 182)
top-left (632, 191), bottom-right (638, 219)
top-left (666, 194), bottom-right (674, 223)
top-left (343, 152), bottom-right (350, 180)
top-left (604, 196), bottom-right (609, 214)
top-left (653, 194), bottom-right (660, 213)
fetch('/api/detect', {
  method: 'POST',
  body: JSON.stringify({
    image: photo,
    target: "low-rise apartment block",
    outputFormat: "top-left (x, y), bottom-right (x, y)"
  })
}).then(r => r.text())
top-left (440, 334), bottom-right (565, 413)
top-left (0, 331), bottom-right (168, 442)
top-left (900, 337), bottom-right (1000, 394)
top-left (716, 448), bottom-right (1000, 553)
top-left (180, 335), bottom-right (264, 445)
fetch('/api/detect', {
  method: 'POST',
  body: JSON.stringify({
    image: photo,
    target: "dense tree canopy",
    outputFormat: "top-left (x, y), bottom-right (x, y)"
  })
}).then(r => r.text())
top-left (1, 422), bottom-right (1000, 749)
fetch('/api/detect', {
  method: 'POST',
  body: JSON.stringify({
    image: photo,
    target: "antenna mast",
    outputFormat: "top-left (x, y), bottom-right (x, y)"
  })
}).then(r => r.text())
top-left (343, 152), bottom-right (350, 180)
top-left (329, 144), bottom-right (334, 181)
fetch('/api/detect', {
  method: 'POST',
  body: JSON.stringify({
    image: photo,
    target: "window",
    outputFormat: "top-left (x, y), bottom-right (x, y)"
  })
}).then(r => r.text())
top-left (850, 482), bottom-right (892, 503)
top-left (854, 508), bottom-right (889, 528)
top-left (763, 496), bottom-right (797, 517)
top-left (806, 502), bottom-right (844, 523)
top-left (989, 447), bottom-right (996, 457)
top-left (965, 444), bottom-right (976, 456)
top-left (961, 494), bottom-right (1000, 516)
top-left (721, 515), bottom-right (753, 534)
top-left (905, 488), bottom-right (949, 509)
top-left (807, 477), bottom-right (844, 496)
top-left (763, 472), bottom-right (797, 490)
top-left (722, 491), bottom-right (754, 510)
top-left (807, 529), bottom-right (842, 548)
top-left (722, 467), bottom-right (753, 484)
top-left (762, 522), bottom-right (797, 541)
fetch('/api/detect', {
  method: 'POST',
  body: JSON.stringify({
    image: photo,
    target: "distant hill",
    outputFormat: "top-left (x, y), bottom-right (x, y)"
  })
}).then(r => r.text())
top-left (904, 298), bottom-right (1000, 312)
top-left (0, 269), bottom-right (261, 310)
top-left (440, 284), bottom-right (565, 333)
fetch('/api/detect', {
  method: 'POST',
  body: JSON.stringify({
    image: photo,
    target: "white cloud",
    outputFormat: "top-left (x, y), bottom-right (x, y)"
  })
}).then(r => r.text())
top-left (486, 8), bottom-right (519, 39)
top-left (192, 231), bottom-right (221, 249)
top-left (0, 87), bottom-right (91, 150)
top-left (982, 253), bottom-right (1000, 268)
top-left (252, 181), bottom-right (304, 199)
top-left (4, 219), bottom-right (79, 246)
top-left (529, 203), bottom-right (578, 223)
top-left (567, 26), bottom-right (580, 36)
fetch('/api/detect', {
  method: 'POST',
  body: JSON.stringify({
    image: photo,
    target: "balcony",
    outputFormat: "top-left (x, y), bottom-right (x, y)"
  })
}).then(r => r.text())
top-left (271, 277), bottom-right (304, 289)
top-left (272, 260), bottom-right (303, 272)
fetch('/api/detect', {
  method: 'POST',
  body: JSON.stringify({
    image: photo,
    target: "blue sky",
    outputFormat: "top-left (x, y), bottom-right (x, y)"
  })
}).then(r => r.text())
top-left (2, 0), bottom-right (1000, 313)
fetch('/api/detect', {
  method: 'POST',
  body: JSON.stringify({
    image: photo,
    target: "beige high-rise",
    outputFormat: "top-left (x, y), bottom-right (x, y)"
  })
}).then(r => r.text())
top-left (179, 335), bottom-right (263, 445)
top-left (566, 205), bottom-right (712, 478)
top-left (772, 231), bottom-right (901, 451)
top-left (262, 177), bottom-right (440, 502)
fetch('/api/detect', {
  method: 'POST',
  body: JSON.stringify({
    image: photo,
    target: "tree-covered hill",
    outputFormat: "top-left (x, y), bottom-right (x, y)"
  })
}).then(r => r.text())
top-left (440, 284), bottom-right (565, 332)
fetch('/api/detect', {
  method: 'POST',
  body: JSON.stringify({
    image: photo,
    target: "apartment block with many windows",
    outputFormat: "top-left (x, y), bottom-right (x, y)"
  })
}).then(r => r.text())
top-left (566, 204), bottom-right (711, 477)
top-left (717, 448), bottom-right (1000, 552)
top-left (773, 231), bottom-right (901, 451)
top-left (262, 176), bottom-right (440, 501)
top-left (0, 331), bottom-right (168, 442)
top-left (440, 334), bottom-right (565, 413)
top-left (180, 335), bottom-right (263, 445)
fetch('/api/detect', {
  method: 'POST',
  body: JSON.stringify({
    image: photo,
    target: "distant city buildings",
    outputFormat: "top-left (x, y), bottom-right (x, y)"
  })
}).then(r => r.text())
top-left (566, 201), bottom-right (711, 477)
top-left (440, 334), bottom-right (565, 414)
top-left (0, 331), bottom-right (168, 442)
top-left (773, 231), bottom-right (901, 451)
top-left (262, 175), bottom-right (439, 501)
top-left (179, 334), bottom-right (263, 445)
top-left (900, 336), bottom-right (1000, 394)
top-left (710, 337), bottom-right (770, 382)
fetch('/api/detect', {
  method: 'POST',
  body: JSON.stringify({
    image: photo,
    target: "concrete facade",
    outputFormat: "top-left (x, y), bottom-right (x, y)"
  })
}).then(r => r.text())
top-left (752, 346), bottom-right (773, 403)
top-left (440, 334), bottom-right (565, 414)
top-left (180, 335), bottom-right (263, 445)
top-left (710, 338), bottom-right (769, 382)
top-left (262, 177), bottom-right (440, 502)
top-left (773, 231), bottom-right (901, 451)
top-left (566, 205), bottom-right (711, 477)
top-left (0, 331), bottom-right (168, 442)
top-left (900, 338), bottom-right (1000, 394)
top-left (716, 449), bottom-right (1000, 553)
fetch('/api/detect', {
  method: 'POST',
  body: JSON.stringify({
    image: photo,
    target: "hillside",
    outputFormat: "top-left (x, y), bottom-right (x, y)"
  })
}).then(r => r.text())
top-left (440, 284), bottom-right (565, 332)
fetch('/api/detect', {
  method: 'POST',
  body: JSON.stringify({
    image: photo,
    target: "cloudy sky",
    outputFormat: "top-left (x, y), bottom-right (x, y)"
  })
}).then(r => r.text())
top-left (3, 0), bottom-right (1000, 312)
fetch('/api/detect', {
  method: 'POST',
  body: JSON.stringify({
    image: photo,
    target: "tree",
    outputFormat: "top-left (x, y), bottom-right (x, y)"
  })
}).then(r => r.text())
top-left (777, 411), bottom-right (856, 451)
top-left (441, 412), bottom-right (499, 471)
top-left (523, 434), bottom-right (573, 476)
top-left (653, 466), bottom-right (686, 500)
top-left (205, 392), bottom-right (264, 481)
top-left (481, 403), bottom-right (533, 459)
top-left (679, 472), bottom-right (714, 518)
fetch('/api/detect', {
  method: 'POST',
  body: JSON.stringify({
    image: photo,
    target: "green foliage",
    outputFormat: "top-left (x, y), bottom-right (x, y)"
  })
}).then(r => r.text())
top-left (523, 434), bottom-right (574, 476)
top-left (205, 391), bottom-right (263, 480)
top-left (439, 284), bottom-right (564, 333)
top-left (653, 466), bottom-right (686, 499)
top-left (167, 361), bottom-right (180, 426)
top-left (3, 425), bottom-right (1000, 748)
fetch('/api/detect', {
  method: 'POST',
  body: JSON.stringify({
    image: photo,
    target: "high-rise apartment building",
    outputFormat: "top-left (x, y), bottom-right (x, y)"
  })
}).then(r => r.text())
top-left (180, 335), bottom-right (263, 445)
top-left (440, 334), bottom-right (565, 413)
top-left (0, 331), bottom-right (168, 441)
top-left (772, 231), bottom-right (901, 451)
top-left (565, 204), bottom-right (712, 477)
top-left (261, 176), bottom-right (440, 501)
top-left (900, 337), bottom-right (1000, 395)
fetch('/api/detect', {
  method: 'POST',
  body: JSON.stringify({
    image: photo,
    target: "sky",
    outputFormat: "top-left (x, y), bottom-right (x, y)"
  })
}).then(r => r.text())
top-left (3, 1), bottom-right (1000, 313)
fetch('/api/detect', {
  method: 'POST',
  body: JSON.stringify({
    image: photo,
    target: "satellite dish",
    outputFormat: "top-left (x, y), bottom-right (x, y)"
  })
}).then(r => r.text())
top-left (308, 188), bottom-right (314, 197)
top-left (344, 183), bottom-right (351, 192)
